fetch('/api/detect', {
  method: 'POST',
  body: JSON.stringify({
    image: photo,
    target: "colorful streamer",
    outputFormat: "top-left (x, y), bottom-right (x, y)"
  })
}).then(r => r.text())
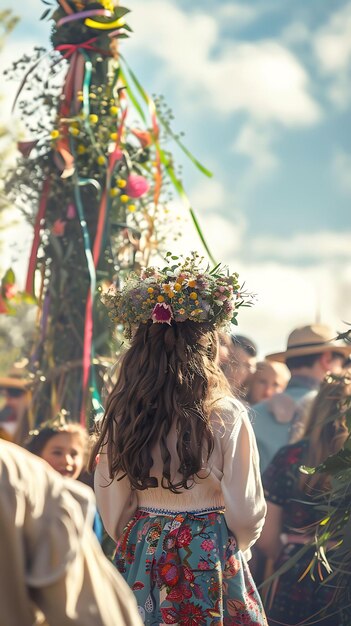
top-left (85, 17), bottom-right (125, 30)
top-left (57, 9), bottom-right (112, 28)
top-left (25, 178), bottom-right (50, 295)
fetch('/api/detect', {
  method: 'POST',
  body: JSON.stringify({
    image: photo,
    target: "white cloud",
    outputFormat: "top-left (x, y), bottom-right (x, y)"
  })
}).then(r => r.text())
top-left (217, 4), bottom-right (259, 27)
top-left (162, 200), bottom-right (245, 266)
top-left (313, 3), bottom-right (351, 109)
top-left (313, 3), bottom-right (351, 73)
top-left (282, 22), bottom-right (311, 46)
top-left (188, 178), bottom-right (231, 213)
top-left (162, 210), bottom-right (351, 357)
top-left (0, 209), bottom-right (32, 288)
top-left (332, 149), bottom-right (351, 196)
top-left (232, 123), bottom-right (278, 175)
top-left (236, 260), bottom-right (351, 357)
top-left (250, 231), bottom-right (351, 261)
top-left (128, 0), bottom-right (321, 126)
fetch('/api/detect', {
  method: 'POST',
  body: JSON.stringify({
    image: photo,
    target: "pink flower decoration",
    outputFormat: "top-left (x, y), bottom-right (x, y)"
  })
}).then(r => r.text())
top-left (66, 204), bottom-right (76, 219)
top-left (125, 174), bottom-right (149, 198)
top-left (3, 283), bottom-right (17, 299)
top-left (0, 295), bottom-right (8, 313)
top-left (109, 148), bottom-right (123, 170)
top-left (176, 525), bottom-right (192, 547)
top-left (200, 539), bottom-right (215, 552)
top-left (151, 302), bottom-right (173, 325)
top-left (51, 219), bottom-right (66, 237)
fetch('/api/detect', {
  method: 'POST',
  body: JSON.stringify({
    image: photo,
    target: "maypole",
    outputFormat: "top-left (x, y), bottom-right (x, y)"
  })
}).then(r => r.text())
top-left (5, 0), bottom-right (214, 427)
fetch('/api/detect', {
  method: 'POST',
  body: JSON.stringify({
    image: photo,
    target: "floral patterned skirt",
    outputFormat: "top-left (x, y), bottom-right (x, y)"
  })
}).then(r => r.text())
top-left (115, 507), bottom-right (268, 626)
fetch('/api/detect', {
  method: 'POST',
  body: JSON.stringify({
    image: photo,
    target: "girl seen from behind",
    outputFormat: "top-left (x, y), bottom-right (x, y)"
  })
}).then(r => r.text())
top-left (258, 375), bottom-right (351, 626)
top-left (90, 253), bottom-right (268, 626)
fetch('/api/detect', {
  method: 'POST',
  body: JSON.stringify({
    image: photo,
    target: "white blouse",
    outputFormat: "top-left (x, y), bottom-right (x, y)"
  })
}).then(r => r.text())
top-left (95, 396), bottom-right (266, 553)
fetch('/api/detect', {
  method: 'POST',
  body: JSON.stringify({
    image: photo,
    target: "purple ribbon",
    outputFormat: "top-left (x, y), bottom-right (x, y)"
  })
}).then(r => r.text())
top-left (57, 9), bottom-right (113, 28)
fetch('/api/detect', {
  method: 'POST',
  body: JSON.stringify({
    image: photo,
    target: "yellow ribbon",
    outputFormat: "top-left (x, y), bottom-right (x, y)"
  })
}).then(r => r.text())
top-left (84, 17), bottom-right (125, 30)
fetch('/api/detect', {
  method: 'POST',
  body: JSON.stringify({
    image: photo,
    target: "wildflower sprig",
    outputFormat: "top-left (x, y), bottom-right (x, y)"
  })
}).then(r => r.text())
top-left (102, 251), bottom-right (253, 338)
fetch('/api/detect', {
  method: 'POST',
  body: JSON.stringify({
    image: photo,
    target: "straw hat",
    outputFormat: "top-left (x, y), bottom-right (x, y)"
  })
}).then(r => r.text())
top-left (266, 324), bottom-right (351, 363)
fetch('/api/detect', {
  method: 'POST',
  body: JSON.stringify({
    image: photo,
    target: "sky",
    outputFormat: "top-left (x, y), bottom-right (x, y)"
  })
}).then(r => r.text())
top-left (0, 0), bottom-right (350, 356)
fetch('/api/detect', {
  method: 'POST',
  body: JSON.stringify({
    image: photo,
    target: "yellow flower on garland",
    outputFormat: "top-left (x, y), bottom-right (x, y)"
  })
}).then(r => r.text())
top-left (97, 155), bottom-right (106, 165)
top-left (99, 0), bottom-right (115, 11)
top-left (89, 114), bottom-right (99, 124)
top-left (50, 130), bottom-right (59, 139)
top-left (189, 292), bottom-right (197, 300)
top-left (157, 295), bottom-right (164, 303)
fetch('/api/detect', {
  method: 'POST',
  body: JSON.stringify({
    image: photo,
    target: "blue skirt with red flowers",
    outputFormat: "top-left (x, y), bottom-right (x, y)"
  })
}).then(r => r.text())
top-left (115, 507), bottom-right (268, 626)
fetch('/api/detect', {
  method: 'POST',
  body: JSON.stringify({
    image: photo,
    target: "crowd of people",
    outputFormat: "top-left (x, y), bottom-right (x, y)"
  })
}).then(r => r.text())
top-left (1, 257), bottom-right (350, 626)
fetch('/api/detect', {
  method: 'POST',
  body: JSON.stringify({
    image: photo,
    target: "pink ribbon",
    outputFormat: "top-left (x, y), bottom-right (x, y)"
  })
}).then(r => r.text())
top-left (25, 179), bottom-right (50, 295)
top-left (55, 37), bottom-right (111, 60)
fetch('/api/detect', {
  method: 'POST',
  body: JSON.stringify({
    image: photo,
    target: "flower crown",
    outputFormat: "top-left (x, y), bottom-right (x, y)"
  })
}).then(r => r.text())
top-left (102, 252), bottom-right (253, 338)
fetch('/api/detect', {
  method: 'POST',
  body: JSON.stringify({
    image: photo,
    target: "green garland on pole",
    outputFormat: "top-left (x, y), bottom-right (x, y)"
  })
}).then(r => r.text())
top-left (5, 0), bottom-right (214, 427)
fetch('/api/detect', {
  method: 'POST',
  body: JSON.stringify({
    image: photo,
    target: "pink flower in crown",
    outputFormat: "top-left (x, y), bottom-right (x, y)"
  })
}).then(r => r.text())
top-left (151, 302), bottom-right (173, 325)
top-left (125, 174), bottom-right (149, 198)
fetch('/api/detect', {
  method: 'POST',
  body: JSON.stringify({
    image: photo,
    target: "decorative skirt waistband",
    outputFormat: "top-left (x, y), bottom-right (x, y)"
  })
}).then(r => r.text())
top-left (137, 505), bottom-right (225, 517)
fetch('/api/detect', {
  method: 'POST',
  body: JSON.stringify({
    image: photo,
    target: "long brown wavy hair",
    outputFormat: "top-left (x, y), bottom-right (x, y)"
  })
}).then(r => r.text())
top-left (300, 375), bottom-right (351, 493)
top-left (90, 320), bottom-right (231, 492)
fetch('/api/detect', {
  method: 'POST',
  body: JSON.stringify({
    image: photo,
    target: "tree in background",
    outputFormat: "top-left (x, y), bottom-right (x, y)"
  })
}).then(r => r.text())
top-left (0, 11), bottom-right (37, 375)
top-left (4, 0), bottom-right (213, 427)
top-left (0, 10), bottom-right (19, 212)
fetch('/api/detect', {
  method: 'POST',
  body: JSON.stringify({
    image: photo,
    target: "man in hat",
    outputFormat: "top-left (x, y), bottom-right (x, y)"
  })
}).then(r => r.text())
top-left (252, 324), bottom-right (351, 473)
top-left (0, 372), bottom-right (30, 442)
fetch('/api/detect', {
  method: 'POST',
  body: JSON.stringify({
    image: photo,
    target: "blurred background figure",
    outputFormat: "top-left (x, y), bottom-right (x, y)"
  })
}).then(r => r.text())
top-left (25, 416), bottom-right (103, 543)
top-left (257, 375), bottom-right (351, 626)
top-left (0, 369), bottom-right (31, 443)
top-left (0, 440), bottom-right (143, 626)
top-left (25, 418), bottom-right (88, 480)
top-left (252, 324), bottom-right (351, 473)
top-left (219, 332), bottom-right (257, 396)
top-left (246, 360), bottom-right (290, 405)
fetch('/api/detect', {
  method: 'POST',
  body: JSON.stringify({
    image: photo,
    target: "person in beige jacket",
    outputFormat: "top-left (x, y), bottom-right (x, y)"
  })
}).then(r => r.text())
top-left (0, 440), bottom-right (143, 626)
